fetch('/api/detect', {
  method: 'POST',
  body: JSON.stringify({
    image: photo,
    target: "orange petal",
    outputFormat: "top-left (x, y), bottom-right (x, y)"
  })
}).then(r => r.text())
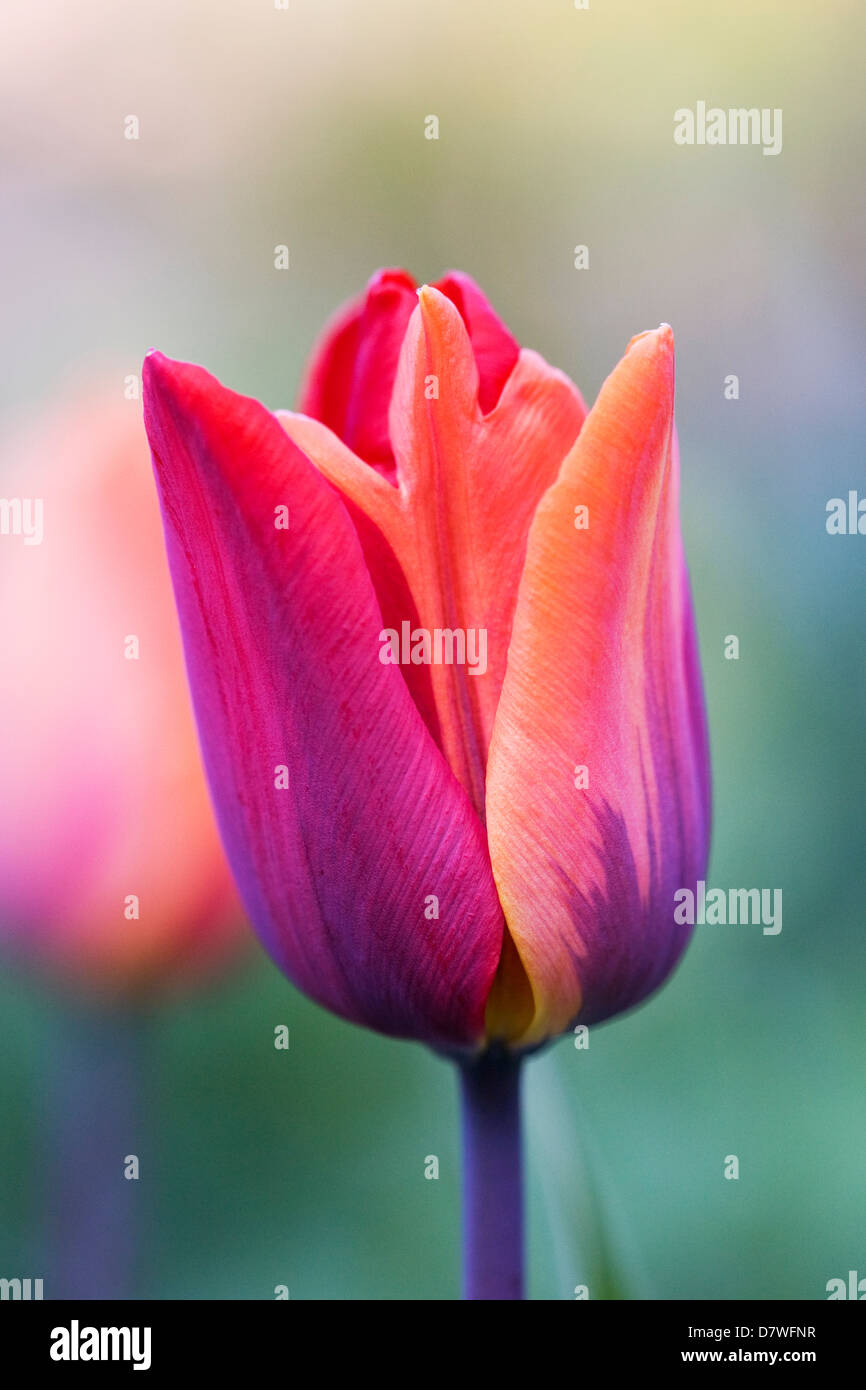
top-left (281, 286), bottom-right (586, 817)
top-left (485, 326), bottom-right (711, 1047)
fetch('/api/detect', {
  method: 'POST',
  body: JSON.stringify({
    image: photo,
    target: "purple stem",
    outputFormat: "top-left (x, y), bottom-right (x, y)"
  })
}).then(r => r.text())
top-left (458, 1049), bottom-right (524, 1300)
top-left (43, 1005), bottom-right (148, 1299)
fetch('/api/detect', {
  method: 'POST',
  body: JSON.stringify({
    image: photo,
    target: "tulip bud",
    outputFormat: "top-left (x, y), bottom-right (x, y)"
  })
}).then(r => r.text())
top-left (143, 271), bottom-right (710, 1050)
top-left (0, 383), bottom-right (245, 1000)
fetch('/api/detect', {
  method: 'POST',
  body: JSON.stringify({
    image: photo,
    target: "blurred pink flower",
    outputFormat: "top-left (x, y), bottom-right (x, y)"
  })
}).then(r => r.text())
top-left (0, 381), bottom-right (245, 998)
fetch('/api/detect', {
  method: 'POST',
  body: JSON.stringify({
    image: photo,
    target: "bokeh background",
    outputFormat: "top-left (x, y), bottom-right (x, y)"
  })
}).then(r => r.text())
top-left (1, 0), bottom-right (864, 1299)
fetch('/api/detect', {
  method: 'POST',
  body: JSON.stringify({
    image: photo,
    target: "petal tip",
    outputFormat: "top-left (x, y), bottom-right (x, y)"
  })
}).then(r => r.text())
top-left (415, 282), bottom-right (467, 339)
top-left (142, 349), bottom-right (176, 397)
top-left (621, 324), bottom-right (676, 401)
top-left (626, 322), bottom-right (675, 360)
top-left (657, 322), bottom-right (674, 351)
top-left (368, 266), bottom-right (415, 294)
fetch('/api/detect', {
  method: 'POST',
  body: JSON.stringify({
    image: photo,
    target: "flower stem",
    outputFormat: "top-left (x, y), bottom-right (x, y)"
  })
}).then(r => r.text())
top-left (458, 1048), bottom-right (524, 1300)
top-left (43, 1004), bottom-right (148, 1299)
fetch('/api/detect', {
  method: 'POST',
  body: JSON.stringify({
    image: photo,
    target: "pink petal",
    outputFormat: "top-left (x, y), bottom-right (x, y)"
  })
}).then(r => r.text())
top-left (297, 268), bottom-right (418, 479)
top-left (436, 270), bottom-right (520, 414)
top-left (144, 352), bottom-right (504, 1048)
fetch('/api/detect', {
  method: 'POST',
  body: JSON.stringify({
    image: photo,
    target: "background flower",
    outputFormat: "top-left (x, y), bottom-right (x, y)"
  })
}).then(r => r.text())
top-left (0, 384), bottom-right (244, 997)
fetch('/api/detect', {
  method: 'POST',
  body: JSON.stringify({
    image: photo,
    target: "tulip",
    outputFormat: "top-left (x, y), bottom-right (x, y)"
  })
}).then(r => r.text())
top-left (0, 385), bottom-right (245, 1296)
top-left (0, 388), bottom-right (243, 995)
top-left (143, 269), bottom-right (711, 1299)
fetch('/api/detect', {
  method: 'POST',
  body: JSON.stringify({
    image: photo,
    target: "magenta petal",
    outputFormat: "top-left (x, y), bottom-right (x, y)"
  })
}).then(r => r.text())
top-left (297, 268), bottom-right (418, 478)
top-left (436, 270), bottom-right (521, 414)
top-left (143, 352), bottom-right (504, 1047)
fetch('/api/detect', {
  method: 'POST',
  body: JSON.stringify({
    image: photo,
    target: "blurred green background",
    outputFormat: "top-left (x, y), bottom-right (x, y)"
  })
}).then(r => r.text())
top-left (1, 0), bottom-right (864, 1298)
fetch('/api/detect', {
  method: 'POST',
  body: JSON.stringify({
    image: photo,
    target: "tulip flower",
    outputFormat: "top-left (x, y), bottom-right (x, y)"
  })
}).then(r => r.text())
top-left (0, 389), bottom-right (243, 995)
top-left (143, 269), bottom-right (711, 1299)
top-left (0, 385), bottom-right (245, 1296)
